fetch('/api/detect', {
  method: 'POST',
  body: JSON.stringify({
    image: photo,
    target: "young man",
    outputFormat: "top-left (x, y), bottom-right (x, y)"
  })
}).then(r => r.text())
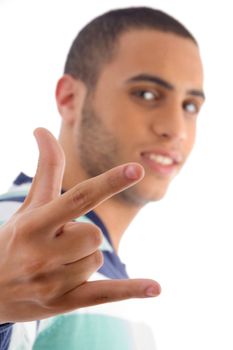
top-left (1, 6), bottom-right (205, 350)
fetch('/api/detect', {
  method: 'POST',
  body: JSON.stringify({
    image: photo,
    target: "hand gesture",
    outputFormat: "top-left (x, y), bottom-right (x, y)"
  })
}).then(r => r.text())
top-left (0, 128), bottom-right (160, 323)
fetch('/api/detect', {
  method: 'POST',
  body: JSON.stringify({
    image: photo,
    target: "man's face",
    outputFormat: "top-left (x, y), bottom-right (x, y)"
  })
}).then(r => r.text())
top-left (76, 29), bottom-right (205, 206)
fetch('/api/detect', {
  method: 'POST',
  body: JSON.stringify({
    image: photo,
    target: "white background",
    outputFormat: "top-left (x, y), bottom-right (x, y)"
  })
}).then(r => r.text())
top-left (1, 1), bottom-right (233, 349)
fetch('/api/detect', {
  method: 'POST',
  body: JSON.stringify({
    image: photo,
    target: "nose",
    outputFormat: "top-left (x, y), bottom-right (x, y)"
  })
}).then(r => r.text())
top-left (151, 101), bottom-right (187, 142)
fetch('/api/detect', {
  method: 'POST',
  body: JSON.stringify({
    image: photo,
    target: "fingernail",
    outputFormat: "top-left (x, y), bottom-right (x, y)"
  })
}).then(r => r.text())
top-left (124, 164), bottom-right (141, 180)
top-left (145, 285), bottom-right (161, 297)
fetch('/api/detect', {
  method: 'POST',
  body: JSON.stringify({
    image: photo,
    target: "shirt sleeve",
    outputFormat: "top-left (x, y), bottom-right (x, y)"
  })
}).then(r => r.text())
top-left (0, 324), bottom-right (13, 350)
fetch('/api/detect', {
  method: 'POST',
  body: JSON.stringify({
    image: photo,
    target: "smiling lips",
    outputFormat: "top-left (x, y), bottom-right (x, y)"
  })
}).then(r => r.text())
top-left (141, 151), bottom-right (183, 176)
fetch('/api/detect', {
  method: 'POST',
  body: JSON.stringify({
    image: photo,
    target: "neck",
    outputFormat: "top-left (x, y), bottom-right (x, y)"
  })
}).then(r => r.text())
top-left (93, 197), bottom-right (141, 252)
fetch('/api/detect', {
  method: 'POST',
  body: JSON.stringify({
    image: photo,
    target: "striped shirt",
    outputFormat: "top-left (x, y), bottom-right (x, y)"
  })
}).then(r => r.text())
top-left (0, 324), bottom-right (12, 350)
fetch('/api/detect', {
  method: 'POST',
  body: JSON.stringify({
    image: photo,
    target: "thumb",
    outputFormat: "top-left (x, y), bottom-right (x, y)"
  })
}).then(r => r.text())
top-left (22, 128), bottom-right (65, 208)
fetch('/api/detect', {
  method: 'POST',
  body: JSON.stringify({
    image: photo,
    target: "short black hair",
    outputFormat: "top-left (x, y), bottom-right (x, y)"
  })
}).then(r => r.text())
top-left (64, 7), bottom-right (197, 88)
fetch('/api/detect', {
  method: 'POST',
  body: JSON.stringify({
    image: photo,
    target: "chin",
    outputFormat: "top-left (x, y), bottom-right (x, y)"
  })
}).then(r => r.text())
top-left (118, 186), bottom-right (168, 207)
top-left (145, 190), bottom-right (168, 203)
top-left (142, 178), bottom-right (173, 201)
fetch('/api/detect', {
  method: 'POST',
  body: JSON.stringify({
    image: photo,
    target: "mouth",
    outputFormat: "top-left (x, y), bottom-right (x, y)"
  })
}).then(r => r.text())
top-left (141, 151), bottom-right (183, 177)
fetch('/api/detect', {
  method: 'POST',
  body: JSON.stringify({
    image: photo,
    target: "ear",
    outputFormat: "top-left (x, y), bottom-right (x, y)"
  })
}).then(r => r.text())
top-left (55, 75), bottom-right (87, 125)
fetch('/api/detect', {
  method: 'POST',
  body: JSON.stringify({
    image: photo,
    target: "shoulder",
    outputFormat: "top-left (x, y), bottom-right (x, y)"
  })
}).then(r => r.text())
top-left (0, 173), bottom-right (32, 223)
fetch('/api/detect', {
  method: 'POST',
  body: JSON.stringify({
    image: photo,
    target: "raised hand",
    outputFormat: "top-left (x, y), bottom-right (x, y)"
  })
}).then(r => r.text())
top-left (0, 128), bottom-right (161, 323)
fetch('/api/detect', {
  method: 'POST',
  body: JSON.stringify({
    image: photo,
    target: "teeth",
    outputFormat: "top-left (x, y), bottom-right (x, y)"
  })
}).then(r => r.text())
top-left (148, 154), bottom-right (173, 165)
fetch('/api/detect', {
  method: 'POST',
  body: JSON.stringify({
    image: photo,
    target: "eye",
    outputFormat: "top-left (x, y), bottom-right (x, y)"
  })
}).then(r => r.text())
top-left (132, 89), bottom-right (160, 101)
top-left (183, 101), bottom-right (199, 114)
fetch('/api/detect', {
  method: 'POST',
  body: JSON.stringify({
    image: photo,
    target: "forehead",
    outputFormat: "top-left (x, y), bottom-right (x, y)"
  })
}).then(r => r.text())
top-left (98, 29), bottom-right (203, 90)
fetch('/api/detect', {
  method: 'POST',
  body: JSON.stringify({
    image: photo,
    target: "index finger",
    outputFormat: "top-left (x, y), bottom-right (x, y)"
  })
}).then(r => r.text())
top-left (40, 163), bottom-right (144, 230)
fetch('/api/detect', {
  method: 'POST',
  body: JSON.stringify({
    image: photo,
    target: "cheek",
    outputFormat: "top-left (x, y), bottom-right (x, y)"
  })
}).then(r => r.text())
top-left (186, 124), bottom-right (197, 153)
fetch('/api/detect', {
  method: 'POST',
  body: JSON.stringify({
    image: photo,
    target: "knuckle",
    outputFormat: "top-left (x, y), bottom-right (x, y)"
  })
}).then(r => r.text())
top-left (33, 279), bottom-right (60, 305)
top-left (121, 287), bottom-right (131, 299)
top-left (12, 214), bottom-right (40, 242)
top-left (71, 187), bottom-right (91, 212)
top-left (11, 217), bottom-right (27, 240)
top-left (93, 250), bottom-right (104, 268)
top-left (106, 172), bottom-right (120, 191)
top-left (34, 285), bottom-right (50, 304)
top-left (87, 224), bottom-right (103, 247)
top-left (20, 258), bottom-right (47, 279)
top-left (94, 295), bottom-right (110, 304)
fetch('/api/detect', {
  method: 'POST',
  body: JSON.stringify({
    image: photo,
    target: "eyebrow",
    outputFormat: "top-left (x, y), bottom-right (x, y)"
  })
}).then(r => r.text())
top-left (126, 73), bottom-right (205, 100)
top-left (187, 89), bottom-right (205, 100)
